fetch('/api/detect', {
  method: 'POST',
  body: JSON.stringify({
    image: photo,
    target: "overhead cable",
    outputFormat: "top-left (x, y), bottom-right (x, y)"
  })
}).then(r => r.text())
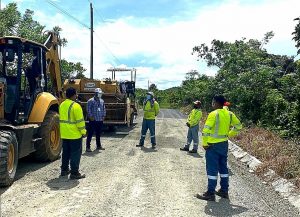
top-left (45, 0), bottom-right (90, 29)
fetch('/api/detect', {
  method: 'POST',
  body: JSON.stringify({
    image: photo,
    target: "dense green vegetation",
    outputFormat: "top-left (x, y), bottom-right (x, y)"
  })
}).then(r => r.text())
top-left (0, 3), bottom-right (86, 80)
top-left (138, 28), bottom-right (300, 139)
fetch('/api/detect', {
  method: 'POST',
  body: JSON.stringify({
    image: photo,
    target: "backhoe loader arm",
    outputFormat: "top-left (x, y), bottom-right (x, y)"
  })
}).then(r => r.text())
top-left (44, 31), bottom-right (63, 100)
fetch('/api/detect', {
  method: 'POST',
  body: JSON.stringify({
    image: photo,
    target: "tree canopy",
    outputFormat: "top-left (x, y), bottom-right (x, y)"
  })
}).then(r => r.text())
top-left (0, 3), bottom-right (85, 80)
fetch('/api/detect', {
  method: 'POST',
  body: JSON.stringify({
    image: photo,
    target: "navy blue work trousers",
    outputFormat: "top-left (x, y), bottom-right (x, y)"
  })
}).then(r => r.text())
top-left (205, 141), bottom-right (229, 193)
top-left (86, 121), bottom-right (103, 148)
top-left (139, 119), bottom-right (156, 145)
top-left (61, 138), bottom-right (82, 175)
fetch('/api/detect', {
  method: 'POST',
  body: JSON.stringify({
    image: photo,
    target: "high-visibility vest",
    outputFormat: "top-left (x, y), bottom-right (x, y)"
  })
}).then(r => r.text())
top-left (143, 100), bottom-right (159, 120)
top-left (59, 99), bottom-right (86, 139)
top-left (202, 108), bottom-right (242, 147)
top-left (187, 109), bottom-right (202, 127)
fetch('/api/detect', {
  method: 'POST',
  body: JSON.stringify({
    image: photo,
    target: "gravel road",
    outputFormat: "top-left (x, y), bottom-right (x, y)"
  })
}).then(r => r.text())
top-left (0, 109), bottom-right (299, 217)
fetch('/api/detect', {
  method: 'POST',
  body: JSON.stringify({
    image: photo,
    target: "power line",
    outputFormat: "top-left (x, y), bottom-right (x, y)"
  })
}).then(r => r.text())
top-left (94, 31), bottom-right (121, 66)
top-left (47, 0), bottom-right (121, 67)
top-left (45, 0), bottom-right (90, 29)
top-left (93, 6), bottom-right (107, 23)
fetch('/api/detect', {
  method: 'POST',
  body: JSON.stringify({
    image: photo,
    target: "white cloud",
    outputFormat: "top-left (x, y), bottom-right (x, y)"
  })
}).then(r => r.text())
top-left (33, 0), bottom-right (300, 90)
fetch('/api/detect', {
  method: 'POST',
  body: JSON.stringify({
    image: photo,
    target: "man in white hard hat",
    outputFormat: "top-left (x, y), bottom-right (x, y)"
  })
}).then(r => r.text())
top-left (86, 88), bottom-right (106, 152)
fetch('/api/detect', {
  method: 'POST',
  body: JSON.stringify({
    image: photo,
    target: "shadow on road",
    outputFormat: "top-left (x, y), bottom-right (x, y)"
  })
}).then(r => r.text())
top-left (46, 176), bottom-right (79, 190)
top-left (82, 149), bottom-right (101, 157)
top-left (187, 152), bottom-right (202, 158)
top-left (204, 198), bottom-right (248, 216)
top-left (141, 146), bottom-right (158, 153)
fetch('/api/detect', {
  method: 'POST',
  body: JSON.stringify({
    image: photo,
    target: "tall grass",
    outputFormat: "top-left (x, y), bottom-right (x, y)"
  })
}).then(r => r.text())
top-left (232, 127), bottom-right (300, 188)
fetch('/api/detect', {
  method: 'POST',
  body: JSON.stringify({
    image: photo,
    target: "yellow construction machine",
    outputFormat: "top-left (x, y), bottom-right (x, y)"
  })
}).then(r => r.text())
top-left (63, 68), bottom-right (137, 129)
top-left (0, 31), bottom-right (63, 186)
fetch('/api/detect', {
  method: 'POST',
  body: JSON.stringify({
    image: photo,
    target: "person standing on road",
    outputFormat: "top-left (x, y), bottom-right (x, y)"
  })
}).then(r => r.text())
top-left (59, 87), bottom-right (86, 179)
top-left (136, 91), bottom-right (160, 149)
top-left (86, 88), bottom-right (106, 152)
top-left (196, 95), bottom-right (242, 201)
top-left (180, 100), bottom-right (202, 153)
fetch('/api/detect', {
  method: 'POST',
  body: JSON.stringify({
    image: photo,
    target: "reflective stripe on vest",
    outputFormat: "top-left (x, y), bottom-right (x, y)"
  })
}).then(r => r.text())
top-left (203, 111), bottom-right (227, 139)
top-left (59, 102), bottom-right (81, 124)
top-left (204, 125), bottom-right (212, 130)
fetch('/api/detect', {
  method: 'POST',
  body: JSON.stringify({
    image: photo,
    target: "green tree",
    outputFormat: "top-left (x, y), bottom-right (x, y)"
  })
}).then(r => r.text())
top-left (149, 83), bottom-right (158, 92)
top-left (0, 3), bottom-right (86, 83)
top-left (60, 59), bottom-right (86, 82)
top-left (190, 32), bottom-right (300, 136)
top-left (185, 70), bottom-right (200, 80)
top-left (292, 17), bottom-right (300, 54)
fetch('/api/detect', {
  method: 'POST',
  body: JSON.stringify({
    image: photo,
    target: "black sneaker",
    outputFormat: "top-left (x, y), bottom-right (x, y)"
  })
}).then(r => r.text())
top-left (180, 147), bottom-right (189, 151)
top-left (152, 144), bottom-right (156, 149)
top-left (188, 149), bottom-right (197, 154)
top-left (70, 173), bottom-right (86, 180)
top-left (60, 170), bottom-right (70, 176)
top-left (136, 144), bottom-right (144, 147)
top-left (196, 191), bottom-right (216, 201)
top-left (215, 189), bottom-right (229, 199)
top-left (97, 146), bottom-right (105, 150)
top-left (86, 148), bottom-right (92, 152)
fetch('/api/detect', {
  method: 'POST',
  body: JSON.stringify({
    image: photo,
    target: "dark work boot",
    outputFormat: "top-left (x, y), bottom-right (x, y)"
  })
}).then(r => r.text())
top-left (151, 144), bottom-right (156, 149)
top-left (188, 149), bottom-right (197, 153)
top-left (70, 172), bottom-right (86, 180)
top-left (96, 146), bottom-right (105, 150)
top-left (180, 147), bottom-right (189, 151)
top-left (60, 170), bottom-right (70, 176)
top-left (136, 144), bottom-right (144, 147)
top-left (196, 191), bottom-right (216, 201)
top-left (215, 189), bottom-right (229, 199)
top-left (86, 148), bottom-right (92, 152)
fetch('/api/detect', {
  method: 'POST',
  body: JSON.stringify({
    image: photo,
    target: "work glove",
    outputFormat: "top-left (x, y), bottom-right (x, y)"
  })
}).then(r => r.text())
top-left (186, 122), bottom-right (190, 128)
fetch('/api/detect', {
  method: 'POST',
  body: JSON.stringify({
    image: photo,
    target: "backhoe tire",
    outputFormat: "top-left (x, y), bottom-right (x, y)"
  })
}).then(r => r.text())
top-left (34, 111), bottom-right (62, 162)
top-left (0, 130), bottom-right (18, 187)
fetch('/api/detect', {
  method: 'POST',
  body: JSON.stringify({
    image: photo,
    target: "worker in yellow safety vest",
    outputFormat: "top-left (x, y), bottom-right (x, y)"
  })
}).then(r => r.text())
top-left (136, 91), bottom-right (160, 149)
top-left (196, 95), bottom-right (242, 201)
top-left (180, 100), bottom-right (202, 153)
top-left (59, 87), bottom-right (86, 179)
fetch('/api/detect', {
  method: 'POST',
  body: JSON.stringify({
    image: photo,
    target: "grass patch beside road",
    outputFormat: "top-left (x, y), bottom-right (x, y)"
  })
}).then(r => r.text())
top-left (232, 127), bottom-right (300, 188)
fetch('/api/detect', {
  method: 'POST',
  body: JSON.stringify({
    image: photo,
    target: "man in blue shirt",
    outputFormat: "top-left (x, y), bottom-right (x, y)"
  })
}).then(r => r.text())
top-left (86, 88), bottom-right (106, 152)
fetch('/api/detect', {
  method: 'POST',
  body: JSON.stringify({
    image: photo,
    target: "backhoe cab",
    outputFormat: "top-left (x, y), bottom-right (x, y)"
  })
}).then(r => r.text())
top-left (0, 32), bottom-right (63, 187)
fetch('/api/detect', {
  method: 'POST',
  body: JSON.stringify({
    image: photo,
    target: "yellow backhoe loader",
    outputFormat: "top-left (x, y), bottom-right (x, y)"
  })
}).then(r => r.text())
top-left (0, 31), bottom-right (63, 186)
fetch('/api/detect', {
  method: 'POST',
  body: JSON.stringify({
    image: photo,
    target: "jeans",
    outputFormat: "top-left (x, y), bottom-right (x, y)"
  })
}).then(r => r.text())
top-left (86, 121), bottom-right (103, 148)
top-left (61, 138), bottom-right (82, 175)
top-left (205, 141), bottom-right (229, 193)
top-left (184, 125), bottom-right (199, 150)
top-left (139, 119), bottom-right (156, 145)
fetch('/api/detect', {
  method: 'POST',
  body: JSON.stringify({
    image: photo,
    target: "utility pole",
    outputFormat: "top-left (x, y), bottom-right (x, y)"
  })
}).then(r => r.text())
top-left (90, 2), bottom-right (93, 79)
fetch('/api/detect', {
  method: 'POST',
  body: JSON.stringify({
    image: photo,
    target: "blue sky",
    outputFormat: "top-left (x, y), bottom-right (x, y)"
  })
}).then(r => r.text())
top-left (2, 0), bottom-right (300, 89)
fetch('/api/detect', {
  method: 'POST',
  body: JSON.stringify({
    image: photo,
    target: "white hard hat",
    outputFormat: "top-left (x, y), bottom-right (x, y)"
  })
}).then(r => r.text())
top-left (95, 88), bottom-right (103, 94)
top-left (147, 91), bottom-right (154, 97)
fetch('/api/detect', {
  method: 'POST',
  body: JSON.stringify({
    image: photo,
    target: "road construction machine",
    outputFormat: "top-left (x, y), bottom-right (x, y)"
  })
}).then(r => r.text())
top-left (63, 68), bottom-right (137, 128)
top-left (0, 31), bottom-right (63, 186)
